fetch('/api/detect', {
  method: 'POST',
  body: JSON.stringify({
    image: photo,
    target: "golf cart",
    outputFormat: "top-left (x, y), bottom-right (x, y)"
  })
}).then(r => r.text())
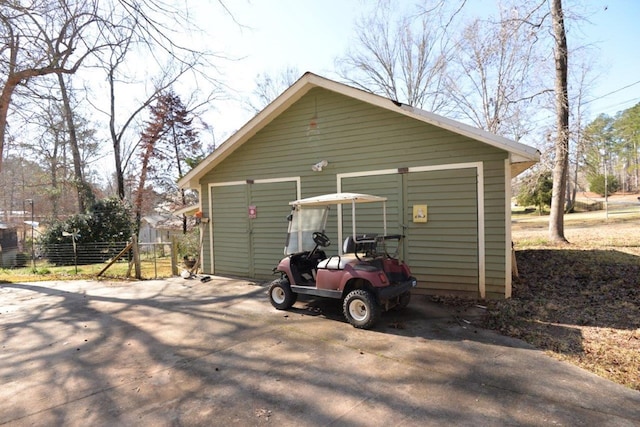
top-left (268, 193), bottom-right (417, 329)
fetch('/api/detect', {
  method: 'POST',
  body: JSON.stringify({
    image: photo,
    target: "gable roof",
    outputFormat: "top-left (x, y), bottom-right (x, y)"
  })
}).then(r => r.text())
top-left (179, 72), bottom-right (539, 190)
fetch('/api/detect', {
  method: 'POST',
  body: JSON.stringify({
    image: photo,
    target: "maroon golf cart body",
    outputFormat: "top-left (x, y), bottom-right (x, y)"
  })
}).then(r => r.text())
top-left (268, 193), bottom-right (417, 329)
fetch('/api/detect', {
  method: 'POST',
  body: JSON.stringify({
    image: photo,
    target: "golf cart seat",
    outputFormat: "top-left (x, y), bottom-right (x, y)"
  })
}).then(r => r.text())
top-left (316, 234), bottom-right (380, 270)
top-left (316, 254), bottom-right (358, 270)
top-left (343, 234), bottom-right (378, 256)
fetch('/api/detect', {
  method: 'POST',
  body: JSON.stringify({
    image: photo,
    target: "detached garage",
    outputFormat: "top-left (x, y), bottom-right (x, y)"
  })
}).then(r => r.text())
top-left (178, 73), bottom-right (539, 299)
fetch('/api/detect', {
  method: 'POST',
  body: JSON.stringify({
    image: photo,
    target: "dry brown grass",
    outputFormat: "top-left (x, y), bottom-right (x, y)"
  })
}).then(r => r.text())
top-left (482, 205), bottom-right (640, 390)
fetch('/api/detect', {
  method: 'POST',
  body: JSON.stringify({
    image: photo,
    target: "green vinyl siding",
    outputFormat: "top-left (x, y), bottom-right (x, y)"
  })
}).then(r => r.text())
top-left (483, 163), bottom-right (508, 299)
top-left (199, 87), bottom-right (511, 296)
top-left (406, 169), bottom-right (478, 295)
top-left (203, 91), bottom-right (500, 183)
top-left (341, 175), bottom-right (403, 238)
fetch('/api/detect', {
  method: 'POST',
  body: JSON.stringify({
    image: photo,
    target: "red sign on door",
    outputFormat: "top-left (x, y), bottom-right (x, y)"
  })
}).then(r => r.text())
top-left (248, 205), bottom-right (257, 219)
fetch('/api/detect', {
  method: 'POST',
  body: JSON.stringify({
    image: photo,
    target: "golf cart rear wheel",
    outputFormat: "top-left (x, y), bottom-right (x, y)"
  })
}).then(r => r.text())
top-left (343, 289), bottom-right (380, 329)
top-left (268, 279), bottom-right (297, 310)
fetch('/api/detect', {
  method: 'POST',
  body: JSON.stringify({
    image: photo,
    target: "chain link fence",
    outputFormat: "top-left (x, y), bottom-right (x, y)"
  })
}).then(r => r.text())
top-left (31, 240), bottom-right (179, 279)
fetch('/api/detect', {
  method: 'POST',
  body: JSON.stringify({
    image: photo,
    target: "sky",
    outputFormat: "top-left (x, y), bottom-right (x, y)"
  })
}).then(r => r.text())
top-left (192, 0), bottom-right (640, 145)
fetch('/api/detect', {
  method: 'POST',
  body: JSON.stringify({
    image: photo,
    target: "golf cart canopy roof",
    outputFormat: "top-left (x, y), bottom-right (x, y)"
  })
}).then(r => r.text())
top-left (290, 193), bottom-right (387, 207)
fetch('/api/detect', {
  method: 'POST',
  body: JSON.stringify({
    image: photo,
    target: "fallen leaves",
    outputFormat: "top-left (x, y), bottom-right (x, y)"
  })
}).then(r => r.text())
top-left (482, 245), bottom-right (640, 391)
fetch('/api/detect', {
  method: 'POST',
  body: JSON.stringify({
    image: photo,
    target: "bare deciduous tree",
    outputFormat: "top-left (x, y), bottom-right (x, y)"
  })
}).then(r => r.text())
top-left (16, 92), bottom-right (102, 217)
top-left (336, 0), bottom-right (464, 113)
top-left (57, 74), bottom-right (96, 212)
top-left (91, 0), bottom-right (225, 200)
top-left (0, 0), bottom-right (107, 172)
top-left (566, 61), bottom-right (597, 212)
top-left (245, 66), bottom-right (300, 114)
top-left (2, 0), bottom-right (227, 208)
top-left (337, 1), bottom-right (554, 142)
top-left (446, 2), bottom-right (551, 139)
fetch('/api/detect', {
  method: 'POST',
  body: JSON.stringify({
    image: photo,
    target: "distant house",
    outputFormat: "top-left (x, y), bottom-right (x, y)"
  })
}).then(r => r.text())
top-left (0, 224), bottom-right (19, 268)
top-left (138, 215), bottom-right (184, 251)
top-left (178, 73), bottom-right (539, 299)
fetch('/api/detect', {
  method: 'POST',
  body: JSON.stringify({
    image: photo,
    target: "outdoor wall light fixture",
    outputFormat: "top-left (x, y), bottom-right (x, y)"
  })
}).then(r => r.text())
top-left (312, 159), bottom-right (328, 172)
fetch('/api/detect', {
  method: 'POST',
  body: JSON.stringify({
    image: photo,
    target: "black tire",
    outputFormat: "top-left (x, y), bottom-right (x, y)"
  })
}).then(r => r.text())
top-left (343, 289), bottom-right (380, 329)
top-left (392, 291), bottom-right (411, 311)
top-left (268, 278), bottom-right (297, 310)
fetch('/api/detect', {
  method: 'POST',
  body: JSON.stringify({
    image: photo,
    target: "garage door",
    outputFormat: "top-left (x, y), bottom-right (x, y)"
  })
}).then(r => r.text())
top-left (249, 181), bottom-right (297, 279)
top-left (211, 180), bottom-right (297, 279)
top-left (211, 184), bottom-right (249, 277)
top-left (341, 168), bottom-right (479, 294)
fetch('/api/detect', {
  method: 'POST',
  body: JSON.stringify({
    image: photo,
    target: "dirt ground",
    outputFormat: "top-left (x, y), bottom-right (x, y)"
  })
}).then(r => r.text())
top-left (479, 201), bottom-right (640, 390)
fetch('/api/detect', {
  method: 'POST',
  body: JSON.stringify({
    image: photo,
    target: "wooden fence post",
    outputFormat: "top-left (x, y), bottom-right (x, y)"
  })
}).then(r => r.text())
top-left (132, 235), bottom-right (141, 279)
top-left (97, 240), bottom-right (134, 277)
top-left (171, 237), bottom-right (178, 276)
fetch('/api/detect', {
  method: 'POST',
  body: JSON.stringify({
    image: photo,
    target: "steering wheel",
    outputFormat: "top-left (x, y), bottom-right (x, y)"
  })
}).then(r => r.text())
top-left (312, 231), bottom-right (331, 247)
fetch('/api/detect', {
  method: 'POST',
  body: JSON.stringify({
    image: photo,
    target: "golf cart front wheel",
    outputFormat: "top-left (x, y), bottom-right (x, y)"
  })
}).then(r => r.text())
top-left (268, 279), bottom-right (297, 310)
top-left (343, 289), bottom-right (380, 329)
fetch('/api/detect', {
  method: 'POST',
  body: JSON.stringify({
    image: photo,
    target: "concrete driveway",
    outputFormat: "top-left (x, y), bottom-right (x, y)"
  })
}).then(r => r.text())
top-left (1, 277), bottom-right (638, 426)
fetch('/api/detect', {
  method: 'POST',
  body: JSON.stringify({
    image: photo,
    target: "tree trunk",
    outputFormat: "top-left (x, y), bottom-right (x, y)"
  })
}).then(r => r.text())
top-left (134, 143), bottom-right (153, 235)
top-left (548, 0), bottom-right (570, 243)
top-left (0, 76), bottom-right (21, 172)
top-left (569, 143), bottom-right (579, 212)
top-left (172, 126), bottom-right (189, 234)
top-left (50, 132), bottom-right (60, 218)
top-left (58, 73), bottom-right (93, 213)
top-left (108, 68), bottom-right (126, 200)
top-left (633, 140), bottom-right (640, 191)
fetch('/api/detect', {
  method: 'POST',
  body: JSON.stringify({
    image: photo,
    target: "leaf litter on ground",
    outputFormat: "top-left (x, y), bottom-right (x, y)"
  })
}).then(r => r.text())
top-left (482, 215), bottom-right (640, 391)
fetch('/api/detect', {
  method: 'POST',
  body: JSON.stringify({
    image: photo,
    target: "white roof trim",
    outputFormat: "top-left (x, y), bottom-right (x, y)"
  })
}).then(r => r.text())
top-left (179, 72), bottom-right (539, 189)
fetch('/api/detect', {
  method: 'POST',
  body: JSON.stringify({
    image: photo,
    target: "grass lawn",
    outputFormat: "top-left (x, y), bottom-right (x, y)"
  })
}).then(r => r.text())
top-left (481, 201), bottom-right (640, 391)
top-left (0, 257), bottom-right (175, 283)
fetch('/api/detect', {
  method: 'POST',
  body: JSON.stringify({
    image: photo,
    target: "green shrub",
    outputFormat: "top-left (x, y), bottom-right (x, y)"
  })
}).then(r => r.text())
top-left (516, 171), bottom-right (553, 213)
top-left (588, 174), bottom-right (619, 197)
top-left (40, 198), bottom-right (134, 266)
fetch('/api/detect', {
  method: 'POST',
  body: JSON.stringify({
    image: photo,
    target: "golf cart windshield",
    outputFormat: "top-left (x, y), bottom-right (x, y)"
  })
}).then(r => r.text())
top-left (284, 207), bottom-right (328, 255)
top-left (283, 193), bottom-right (389, 256)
